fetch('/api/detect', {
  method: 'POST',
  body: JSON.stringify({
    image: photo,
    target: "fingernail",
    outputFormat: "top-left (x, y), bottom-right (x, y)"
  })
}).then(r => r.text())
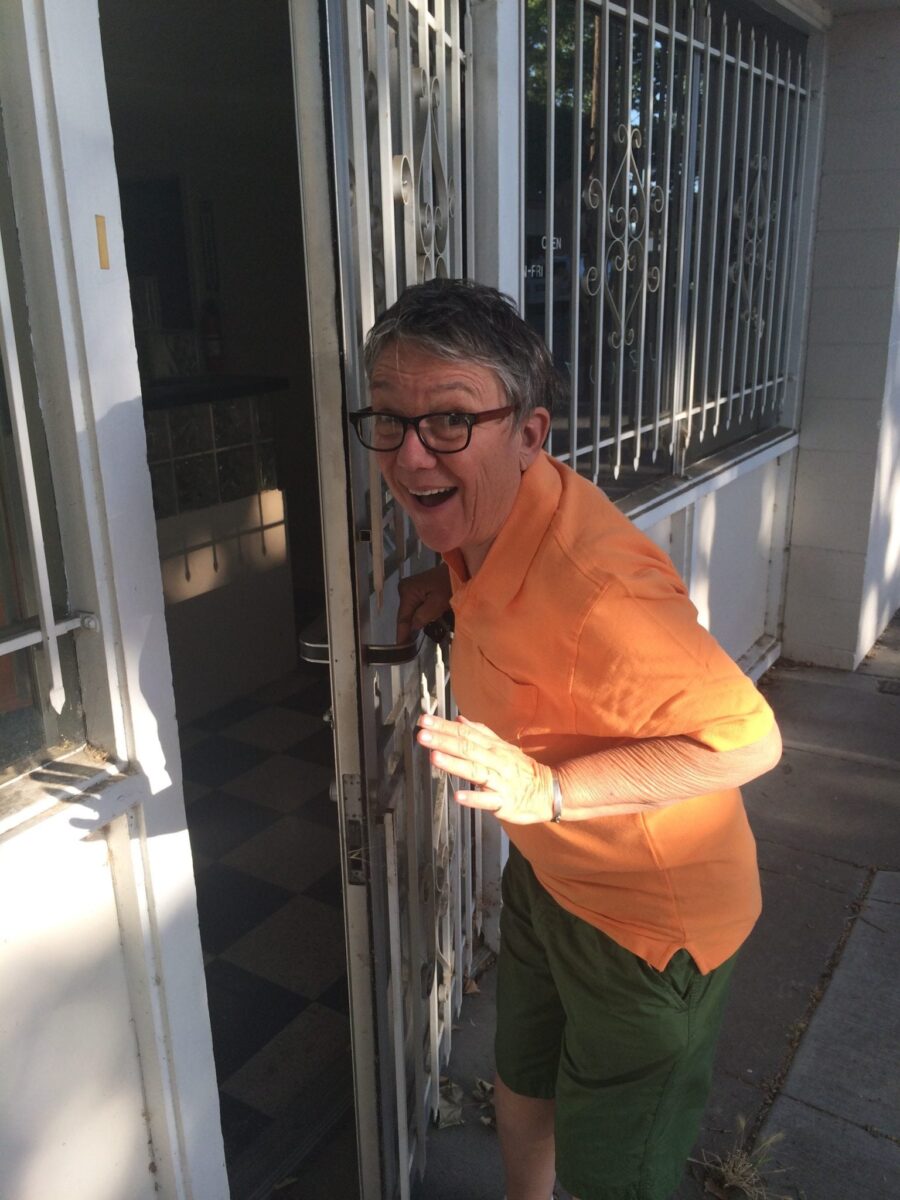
top-left (417, 730), bottom-right (432, 744)
top-left (419, 714), bottom-right (434, 728)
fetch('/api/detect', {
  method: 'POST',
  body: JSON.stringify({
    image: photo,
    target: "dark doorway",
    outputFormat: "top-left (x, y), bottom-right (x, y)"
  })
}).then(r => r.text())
top-left (98, 3), bottom-right (356, 1196)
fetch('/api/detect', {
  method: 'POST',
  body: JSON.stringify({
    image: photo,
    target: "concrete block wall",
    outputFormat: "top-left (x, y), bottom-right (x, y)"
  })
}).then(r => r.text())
top-left (783, 9), bottom-right (900, 669)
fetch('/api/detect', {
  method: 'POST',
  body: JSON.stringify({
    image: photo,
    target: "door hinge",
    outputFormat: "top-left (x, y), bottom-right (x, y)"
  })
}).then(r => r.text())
top-left (341, 773), bottom-right (367, 885)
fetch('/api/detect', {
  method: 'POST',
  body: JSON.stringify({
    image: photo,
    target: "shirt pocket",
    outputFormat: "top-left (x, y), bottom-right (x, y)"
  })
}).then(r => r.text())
top-left (460, 647), bottom-right (539, 744)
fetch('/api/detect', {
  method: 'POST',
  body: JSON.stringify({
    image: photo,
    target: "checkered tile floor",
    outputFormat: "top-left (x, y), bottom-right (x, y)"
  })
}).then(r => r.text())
top-left (180, 667), bottom-right (354, 1189)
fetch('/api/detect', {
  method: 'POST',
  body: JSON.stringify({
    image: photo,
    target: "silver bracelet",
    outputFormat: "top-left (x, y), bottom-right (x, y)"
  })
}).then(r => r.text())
top-left (551, 772), bottom-right (563, 823)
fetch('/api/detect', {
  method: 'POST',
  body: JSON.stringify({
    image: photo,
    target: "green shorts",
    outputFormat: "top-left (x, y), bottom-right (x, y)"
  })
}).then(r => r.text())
top-left (496, 845), bottom-right (736, 1200)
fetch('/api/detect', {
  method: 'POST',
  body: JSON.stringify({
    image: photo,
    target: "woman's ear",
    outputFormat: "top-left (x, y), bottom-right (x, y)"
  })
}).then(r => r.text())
top-left (518, 406), bottom-right (551, 469)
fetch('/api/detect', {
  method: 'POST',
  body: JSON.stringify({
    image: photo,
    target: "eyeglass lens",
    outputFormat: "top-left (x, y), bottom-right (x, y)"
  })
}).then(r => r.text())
top-left (358, 413), bottom-right (470, 452)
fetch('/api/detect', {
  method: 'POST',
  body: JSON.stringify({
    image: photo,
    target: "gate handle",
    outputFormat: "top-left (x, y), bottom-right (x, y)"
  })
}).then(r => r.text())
top-left (364, 607), bottom-right (453, 664)
top-left (298, 613), bottom-right (330, 665)
top-left (299, 610), bottom-right (452, 666)
top-left (364, 635), bottom-right (421, 665)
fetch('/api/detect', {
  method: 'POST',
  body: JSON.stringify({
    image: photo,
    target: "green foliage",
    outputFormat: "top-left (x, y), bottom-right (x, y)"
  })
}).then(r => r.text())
top-left (525, 0), bottom-right (579, 109)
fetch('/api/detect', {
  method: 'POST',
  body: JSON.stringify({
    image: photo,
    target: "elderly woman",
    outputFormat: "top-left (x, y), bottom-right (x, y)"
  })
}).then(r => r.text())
top-left (350, 278), bottom-right (781, 1200)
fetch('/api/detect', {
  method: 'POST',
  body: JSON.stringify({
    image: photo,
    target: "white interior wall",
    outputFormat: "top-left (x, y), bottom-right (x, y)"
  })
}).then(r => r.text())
top-left (99, 0), bottom-right (324, 601)
top-left (783, 9), bottom-right (900, 667)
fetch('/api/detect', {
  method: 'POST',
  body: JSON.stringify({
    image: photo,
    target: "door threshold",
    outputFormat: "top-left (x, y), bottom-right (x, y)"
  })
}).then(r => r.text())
top-left (227, 1056), bottom-right (355, 1200)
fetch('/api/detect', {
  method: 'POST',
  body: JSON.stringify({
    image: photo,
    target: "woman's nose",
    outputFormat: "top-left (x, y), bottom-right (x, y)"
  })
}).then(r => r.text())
top-left (395, 424), bottom-right (438, 468)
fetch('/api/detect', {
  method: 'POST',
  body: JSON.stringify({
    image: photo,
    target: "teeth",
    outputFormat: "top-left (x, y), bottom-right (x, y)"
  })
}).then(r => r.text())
top-left (410, 487), bottom-right (453, 496)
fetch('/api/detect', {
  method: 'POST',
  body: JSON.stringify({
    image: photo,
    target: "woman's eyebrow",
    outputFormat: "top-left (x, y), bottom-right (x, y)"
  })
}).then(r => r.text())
top-left (428, 380), bottom-right (478, 396)
top-left (369, 377), bottom-right (479, 399)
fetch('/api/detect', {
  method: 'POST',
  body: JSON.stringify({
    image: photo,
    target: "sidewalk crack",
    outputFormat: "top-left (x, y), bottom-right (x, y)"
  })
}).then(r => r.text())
top-left (746, 868), bottom-right (879, 1150)
top-left (779, 1090), bottom-right (900, 1147)
top-left (753, 835), bottom-right (875, 873)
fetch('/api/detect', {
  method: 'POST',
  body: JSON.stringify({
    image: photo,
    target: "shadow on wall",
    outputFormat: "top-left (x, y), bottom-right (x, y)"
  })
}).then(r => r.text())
top-left (860, 357), bottom-right (900, 657)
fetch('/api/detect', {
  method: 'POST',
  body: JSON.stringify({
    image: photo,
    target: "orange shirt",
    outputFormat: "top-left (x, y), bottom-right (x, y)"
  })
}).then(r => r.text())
top-left (444, 452), bottom-right (773, 973)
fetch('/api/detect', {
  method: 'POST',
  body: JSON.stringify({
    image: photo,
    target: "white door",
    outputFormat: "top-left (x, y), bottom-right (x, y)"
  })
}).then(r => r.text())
top-left (290, 2), bottom-right (479, 1197)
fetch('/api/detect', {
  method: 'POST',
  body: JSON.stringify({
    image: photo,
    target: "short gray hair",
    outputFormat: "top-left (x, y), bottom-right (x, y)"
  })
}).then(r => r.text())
top-left (362, 278), bottom-right (565, 425)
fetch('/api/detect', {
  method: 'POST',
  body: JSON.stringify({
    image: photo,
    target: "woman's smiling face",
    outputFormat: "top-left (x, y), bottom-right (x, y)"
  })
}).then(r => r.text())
top-left (369, 343), bottom-right (549, 575)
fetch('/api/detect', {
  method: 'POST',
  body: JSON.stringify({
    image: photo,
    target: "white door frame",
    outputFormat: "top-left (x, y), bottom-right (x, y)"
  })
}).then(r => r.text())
top-left (0, 3), bottom-right (227, 1197)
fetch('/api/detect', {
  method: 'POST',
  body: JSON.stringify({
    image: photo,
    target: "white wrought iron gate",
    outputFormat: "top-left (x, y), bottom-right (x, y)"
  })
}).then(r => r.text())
top-left (290, 2), bottom-right (477, 1197)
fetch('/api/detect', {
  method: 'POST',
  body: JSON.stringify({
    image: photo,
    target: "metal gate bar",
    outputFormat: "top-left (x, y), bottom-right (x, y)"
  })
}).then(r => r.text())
top-left (534, 0), bottom-right (808, 480)
top-left (0, 209), bottom-right (67, 713)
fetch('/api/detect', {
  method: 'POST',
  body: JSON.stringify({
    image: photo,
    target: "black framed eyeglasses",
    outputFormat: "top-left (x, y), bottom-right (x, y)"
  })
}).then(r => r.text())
top-left (349, 406), bottom-right (515, 454)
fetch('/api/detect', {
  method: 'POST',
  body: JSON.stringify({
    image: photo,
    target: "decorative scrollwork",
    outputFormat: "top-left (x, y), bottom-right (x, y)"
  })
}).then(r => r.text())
top-left (730, 152), bottom-right (773, 333)
top-left (579, 111), bottom-right (665, 348)
top-left (407, 65), bottom-right (452, 282)
top-left (581, 118), bottom-right (663, 353)
top-left (392, 155), bottom-right (412, 206)
top-left (582, 264), bottom-right (602, 298)
top-left (583, 177), bottom-right (604, 210)
top-left (357, 10), bottom-right (459, 301)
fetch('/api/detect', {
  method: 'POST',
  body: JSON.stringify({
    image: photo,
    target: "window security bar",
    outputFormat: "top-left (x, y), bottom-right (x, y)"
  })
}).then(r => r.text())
top-left (0, 612), bottom-right (96, 659)
top-left (0, 215), bottom-right (67, 713)
top-left (532, 0), bottom-right (808, 483)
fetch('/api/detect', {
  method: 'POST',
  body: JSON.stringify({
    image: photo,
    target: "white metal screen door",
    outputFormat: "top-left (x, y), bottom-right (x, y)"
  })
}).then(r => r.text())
top-left (289, 2), bottom-right (476, 1198)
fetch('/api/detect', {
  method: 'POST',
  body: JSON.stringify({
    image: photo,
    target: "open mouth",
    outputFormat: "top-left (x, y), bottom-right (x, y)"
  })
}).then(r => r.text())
top-left (409, 486), bottom-right (458, 509)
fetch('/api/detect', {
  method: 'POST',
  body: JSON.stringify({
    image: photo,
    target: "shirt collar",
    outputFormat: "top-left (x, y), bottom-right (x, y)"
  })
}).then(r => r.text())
top-left (444, 451), bottom-right (562, 613)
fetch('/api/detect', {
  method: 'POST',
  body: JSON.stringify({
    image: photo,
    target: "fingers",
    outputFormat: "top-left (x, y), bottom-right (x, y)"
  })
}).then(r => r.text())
top-left (455, 789), bottom-right (503, 813)
top-left (396, 610), bottom-right (415, 644)
top-left (457, 715), bottom-right (495, 736)
top-left (416, 713), bottom-right (550, 825)
top-left (428, 747), bottom-right (489, 783)
top-left (418, 712), bottom-right (497, 747)
top-left (396, 590), bottom-right (425, 642)
top-left (396, 591), bottom-right (448, 642)
top-left (417, 719), bottom-right (501, 775)
top-left (396, 564), bottom-right (453, 641)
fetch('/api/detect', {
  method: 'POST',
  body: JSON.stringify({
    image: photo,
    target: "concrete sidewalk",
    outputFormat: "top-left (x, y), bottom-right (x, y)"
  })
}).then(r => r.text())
top-left (413, 614), bottom-right (900, 1200)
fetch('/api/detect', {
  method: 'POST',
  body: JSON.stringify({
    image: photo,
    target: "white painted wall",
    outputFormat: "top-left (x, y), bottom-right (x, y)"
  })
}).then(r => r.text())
top-left (637, 449), bottom-right (791, 673)
top-left (471, 0), bottom-right (524, 305)
top-left (470, 0), bottom-right (525, 948)
top-left (783, 10), bottom-right (900, 667)
top-left (0, 812), bottom-right (159, 1200)
top-left (860, 253), bottom-right (900, 654)
top-left (692, 464), bottom-right (778, 660)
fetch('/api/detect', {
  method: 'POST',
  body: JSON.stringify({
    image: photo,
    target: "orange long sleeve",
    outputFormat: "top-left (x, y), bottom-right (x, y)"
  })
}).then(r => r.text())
top-left (555, 722), bottom-right (782, 820)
